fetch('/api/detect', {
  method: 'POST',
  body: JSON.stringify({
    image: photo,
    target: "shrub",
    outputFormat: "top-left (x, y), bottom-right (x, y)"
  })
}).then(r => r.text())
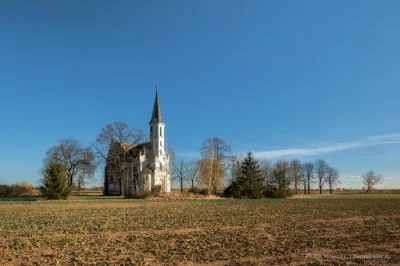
top-left (151, 185), bottom-right (162, 196)
top-left (224, 182), bottom-right (244, 198)
top-left (199, 188), bottom-right (208, 195)
top-left (188, 187), bottom-right (201, 194)
top-left (264, 185), bottom-right (292, 198)
top-left (14, 181), bottom-right (34, 196)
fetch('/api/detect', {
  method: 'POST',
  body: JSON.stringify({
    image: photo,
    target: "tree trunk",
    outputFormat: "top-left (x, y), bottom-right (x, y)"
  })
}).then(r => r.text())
top-left (329, 184), bottom-right (332, 194)
top-left (180, 177), bottom-right (183, 193)
top-left (208, 159), bottom-right (214, 195)
top-left (119, 179), bottom-right (125, 197)
top-left (307, 176), bottom-right (310, 194)
top-left (191, 179), bottom-right (194, 188)
top-left (78, 183), bottom-right (81, 196)
top-left (303, 182), bottom-right (307, 194)
top-left (319, 185), bottom-right (322, 194)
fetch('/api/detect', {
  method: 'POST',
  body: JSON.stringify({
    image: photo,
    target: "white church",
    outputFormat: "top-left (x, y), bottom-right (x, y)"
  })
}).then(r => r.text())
top-left (103, 88), bottom-right (171, 196)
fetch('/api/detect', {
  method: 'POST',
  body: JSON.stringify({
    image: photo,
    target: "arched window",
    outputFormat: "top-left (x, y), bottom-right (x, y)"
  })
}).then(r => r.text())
top-left (160, 127), bottom-right (162, 136)
top-left (160, 140), bottom-right (162, 147)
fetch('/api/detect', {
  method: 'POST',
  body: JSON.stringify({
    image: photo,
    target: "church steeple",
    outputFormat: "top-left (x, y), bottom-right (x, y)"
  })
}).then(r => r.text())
top-left (149, 86), bottom-right (165, 159)
top-left (150, 86), bottom-right (163, 124)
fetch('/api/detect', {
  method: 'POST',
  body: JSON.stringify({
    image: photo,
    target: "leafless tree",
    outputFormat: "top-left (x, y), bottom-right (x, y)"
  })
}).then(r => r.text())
top-left (269, 160), bottom-right (292, 197)
top-left (303, 162), bottom-right (314, 194)
top-left (45, 138), bottom-right (96, 192)
top-left (93, 121), bottom-right (146, 197)
top-left (362, 170), bottom-right (382, 192)
top-left (199, 137), bottom-right (232, 194)
top-left (325, 167), bottom-right (340, 194)
top-left (75, 157), bottom-right (97, 195)
top-left (165, 141), bottom-right (176, 174)
top-left (289, 159), bottom-right (302, 195)
top-left (200, 137), bottom-right (232, 160)
top-left (260, 159), bottom-right (272, 185)
top-left (174, 160), bottom-right (188, 192)
top-left (315, 159), bottom-right (329, 194)
top-left (186, 160), bottom-right (200, 188)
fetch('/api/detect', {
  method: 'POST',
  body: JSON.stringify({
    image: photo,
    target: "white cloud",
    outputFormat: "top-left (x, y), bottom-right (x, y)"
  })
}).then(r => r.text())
top-left (253, 133), bottom-right (400, 159)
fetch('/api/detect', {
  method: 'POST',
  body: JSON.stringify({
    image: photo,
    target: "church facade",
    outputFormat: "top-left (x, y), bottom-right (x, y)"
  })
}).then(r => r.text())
top-left (103, 89), bottom-right (171, 196)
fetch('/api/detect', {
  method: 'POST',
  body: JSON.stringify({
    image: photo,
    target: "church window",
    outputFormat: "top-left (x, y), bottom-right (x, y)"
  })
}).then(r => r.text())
top-left (160, 127), bottom-right (162, 136)
top-left (160, 140), bottom-right (162, 147)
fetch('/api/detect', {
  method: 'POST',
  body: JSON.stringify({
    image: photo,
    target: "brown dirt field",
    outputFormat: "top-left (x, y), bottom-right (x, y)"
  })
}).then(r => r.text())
top-left (0, 196), bottom-right (399, 265)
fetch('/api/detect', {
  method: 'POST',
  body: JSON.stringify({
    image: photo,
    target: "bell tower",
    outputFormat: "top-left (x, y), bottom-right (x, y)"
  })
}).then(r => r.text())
top-left (149, 86), bottom-right (165, 160)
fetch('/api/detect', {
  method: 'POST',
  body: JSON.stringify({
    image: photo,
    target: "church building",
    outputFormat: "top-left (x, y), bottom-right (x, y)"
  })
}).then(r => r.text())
top-left (104, 88), bottom-right (171, 196)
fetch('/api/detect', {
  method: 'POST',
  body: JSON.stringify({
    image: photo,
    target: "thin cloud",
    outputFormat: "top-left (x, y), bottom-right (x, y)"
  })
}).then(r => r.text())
top-left (253, 133), bottom-right (400, 159)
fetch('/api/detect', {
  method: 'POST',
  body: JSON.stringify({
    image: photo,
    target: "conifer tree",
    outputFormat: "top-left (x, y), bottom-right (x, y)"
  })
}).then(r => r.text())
top-left (39, 157), bottom-right (71, 199)
top-left (237, 151), bottom-right (264, 198)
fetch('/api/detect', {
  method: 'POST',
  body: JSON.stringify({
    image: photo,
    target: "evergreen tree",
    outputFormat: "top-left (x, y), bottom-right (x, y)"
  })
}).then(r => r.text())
top-left (237, 151), bottom-right (264, 198)
top-left (39, 158), bottom-right (71, 199)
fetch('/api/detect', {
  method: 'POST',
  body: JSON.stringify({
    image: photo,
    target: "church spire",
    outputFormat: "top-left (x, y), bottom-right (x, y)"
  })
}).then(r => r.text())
top-left (150, 85), bottom-right (164, 124)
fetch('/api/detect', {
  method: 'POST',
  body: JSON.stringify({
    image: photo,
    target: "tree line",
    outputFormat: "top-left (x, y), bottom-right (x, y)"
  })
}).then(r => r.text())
top-left (36, 121), bottom-right (384, 199)
top-left (0, 182), bottom-right (34, 197)
top-left (174, 137), bottom-right (384, 198)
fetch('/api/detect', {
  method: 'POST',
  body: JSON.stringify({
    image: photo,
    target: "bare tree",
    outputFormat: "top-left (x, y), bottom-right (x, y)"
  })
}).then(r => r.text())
top-left (45, 138), bottom-right (96, 191)
top-left (325, 167), bottom-right (340, 194)
top-left (199, 137), bottom-right (232, 195)
top-left (94, 121), bottom-right (146, 197)
top-left (260, 159), bottom-right (272, 186)
top-left (300, 169), bottom-right (307, 194)
top-left (165, 141), bottom-right (176, 175)
top-left (269, 160), bottom-right (291, 197)
top-left (200, 137), bottom-right (232, 160)
top-left (289, 159), bottom-right (302, 195)
top-left (362, 170), bottom-right (382, 192)
top-left (75, 155), bottom-right (97, 196)
top-left (303, 162), bottom-right (314, 194)
top-left (186, 160), bottom-right (200, 188)
top-left (174, 160), bottom-right (187, 193)
top-left (315, 159), bottom-right (329, 194)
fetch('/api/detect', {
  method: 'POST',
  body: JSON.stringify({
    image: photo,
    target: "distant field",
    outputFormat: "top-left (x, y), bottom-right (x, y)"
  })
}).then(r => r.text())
top-left (0, 195), bottom-right (399, 265)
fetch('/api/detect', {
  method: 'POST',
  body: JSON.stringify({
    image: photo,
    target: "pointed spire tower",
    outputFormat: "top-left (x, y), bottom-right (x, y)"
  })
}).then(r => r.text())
top-left (150, 86), bottom-right (165, 158)
top-left (150, 86), bottom-right (163, 124)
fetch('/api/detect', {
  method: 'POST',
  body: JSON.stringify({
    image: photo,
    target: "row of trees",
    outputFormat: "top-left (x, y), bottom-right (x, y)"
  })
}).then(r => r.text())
top-left (173, 137), bottom-right (232, 195)
top-left (172, 137), bottom-right (384, 197)
top-left (173, 137), bottom-right (342, 197)
top-left (38, 121), bottom-right (384, 199)
top-left (0, 182), bottom-right (34, 197)
top-left (225, 152), bottom-right (341, 198)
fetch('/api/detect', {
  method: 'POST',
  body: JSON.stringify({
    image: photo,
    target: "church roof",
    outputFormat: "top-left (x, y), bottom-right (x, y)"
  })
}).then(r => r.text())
top-left (149, 88), bottom-right (164, 124)
top-left (127, 142), bottom-right (152, 157)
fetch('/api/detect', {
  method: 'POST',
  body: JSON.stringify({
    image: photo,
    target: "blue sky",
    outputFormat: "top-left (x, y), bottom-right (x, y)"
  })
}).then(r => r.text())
top-left (1, 0), bottom-right (399, 189)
